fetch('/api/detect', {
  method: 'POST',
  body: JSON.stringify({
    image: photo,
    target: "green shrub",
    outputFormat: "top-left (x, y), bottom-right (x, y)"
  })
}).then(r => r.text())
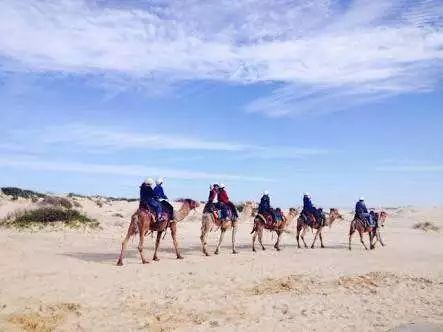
top-left (1, 187), bottom-right (46, 199)
top-left (1, 207), bottom-right (99, 230)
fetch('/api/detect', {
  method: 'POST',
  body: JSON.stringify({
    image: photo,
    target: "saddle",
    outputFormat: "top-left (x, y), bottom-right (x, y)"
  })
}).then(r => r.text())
top-left (302, 212), bottom-right (320, 227)
top-left (139, 206), bottom-right (169, 225)
top-left (257, 212), bottom-right (284, 230)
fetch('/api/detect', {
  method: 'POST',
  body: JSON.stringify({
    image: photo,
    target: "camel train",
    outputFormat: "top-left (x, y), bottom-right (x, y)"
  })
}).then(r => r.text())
top-left (116, 179), bottom-right (387, 265)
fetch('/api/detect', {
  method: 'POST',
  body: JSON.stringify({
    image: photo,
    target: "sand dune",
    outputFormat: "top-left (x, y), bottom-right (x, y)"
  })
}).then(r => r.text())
top-left (0, 195), bottom-right (442, 331)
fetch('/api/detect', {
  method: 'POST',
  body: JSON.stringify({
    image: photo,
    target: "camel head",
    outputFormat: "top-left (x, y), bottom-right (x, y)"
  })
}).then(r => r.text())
top-left (378, 211), bottom-right (388, 227)
top-left (328, 208), bottom-right (343, 226)
top-left (288, 207), bottom-right (298, 216)
top-left (182, 198), bottom-right (199, 210)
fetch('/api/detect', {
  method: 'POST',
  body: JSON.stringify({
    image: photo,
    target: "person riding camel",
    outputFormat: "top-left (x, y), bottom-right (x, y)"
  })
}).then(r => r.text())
top-left (355, 197), bottom-right (374, 227)
top-left (302, 193), bottom-right (323, 226)
top-left (154, 178), bottom-right (173, 220)
top-left (204, 183), bottom-right (219, 214)
top-left (139, 178), bottom-right (164, 223)
top-left (217, 184), bottom-right (238, 220)
top-left (258, 191), bottom-right (277, 223)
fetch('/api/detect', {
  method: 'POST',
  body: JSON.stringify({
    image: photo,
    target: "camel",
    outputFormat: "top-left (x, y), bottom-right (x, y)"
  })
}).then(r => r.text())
top-left (296, 208), bottom-right (343, 249)
top-left (251, 208), bottom-right (298, 252)
top-left (116, 199), bottom-right (199, 265)
top-left (349, 211), bottom-right (388, 250)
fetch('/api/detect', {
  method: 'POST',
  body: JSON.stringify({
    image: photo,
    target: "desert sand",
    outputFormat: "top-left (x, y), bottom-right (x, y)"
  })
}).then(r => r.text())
top-left (0, 195), bottom-right (442, 331)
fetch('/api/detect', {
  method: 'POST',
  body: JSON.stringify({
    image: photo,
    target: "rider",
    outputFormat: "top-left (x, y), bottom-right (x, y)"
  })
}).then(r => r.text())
top-left (355, 197), bottom-right (373, 226)
top-left (154, 178), bottom-right (173, 219)
top-left (139, 178), bottom-right (164, 223)
top-left (203, 183), bottom-right (219, 213)
top-left (217, 184), bottom-right (239, 219)
top-left (258, 191), bottom-right (277, 223)
top-left (302, 193), bottom-right (323, 226)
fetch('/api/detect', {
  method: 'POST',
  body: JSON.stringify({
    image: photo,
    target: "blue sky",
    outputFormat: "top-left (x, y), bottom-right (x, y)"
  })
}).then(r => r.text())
top-left (0, 0), bottom-right (442, 207)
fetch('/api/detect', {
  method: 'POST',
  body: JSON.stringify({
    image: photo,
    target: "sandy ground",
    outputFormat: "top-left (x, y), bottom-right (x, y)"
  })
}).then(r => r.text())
top-left (0, 196), bottom-right (442, 331)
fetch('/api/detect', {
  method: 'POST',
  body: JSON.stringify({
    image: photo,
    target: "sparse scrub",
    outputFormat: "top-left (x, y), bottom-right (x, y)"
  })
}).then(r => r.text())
top-left (413, 222), bottom-right (439, 232)
top-left (40, 196), bottom-right (73, 209)
top-left (0, 207), bottom-right (99, 230)
top-left (113, 213), bottom-right (124, 218)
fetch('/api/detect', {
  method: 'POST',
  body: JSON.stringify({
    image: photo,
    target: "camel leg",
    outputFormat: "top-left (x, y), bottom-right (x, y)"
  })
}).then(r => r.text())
top-left (116, 223), bottom-right (134, 266)
top-left (296, 226), bottom-right (301, 248)
top-left (170, 222), bottom-right (184, 259)
top-left (137, 221), bottom-right (149, 264)
top-left (301, 227), bottom-right (308, 248)
top-left (349, 228), bottom-right (355, 250)
top-left (359, 231), bottom-right (368, 250)
top-left (311, 228), bottom-right (320, 249)
top-left (369, 231), bottom-right (375, 250)
top-left (258, 227), bottom-right (266, 251)
top-left (252, 230), bottom-right (257, 252)
top-left (231, 221), bottom-right (238, 254)
top-left (274, 231), bottom-right (282, 251)
top-left (153, 231), bottom-right (163, 261)
top-left (200, 222), bottom-right (210, 256)
top-left (214, 229), bottom-right (226, 255)
top-left (376, 229), bottom-right (385, 247)
top-left (319, 230), bottom-right (325, 248)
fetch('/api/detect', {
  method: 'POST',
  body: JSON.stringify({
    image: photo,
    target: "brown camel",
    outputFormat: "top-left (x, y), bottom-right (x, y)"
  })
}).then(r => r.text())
top-left (200, 214), bottom-right (238, 256)
top-left (296, 208), bottom-right (343, 249)
top-left (349, 211), bottom-right (388, 250)
top-left (251, 208), bottom-right (298, 252)
top-left (117, 199), bottom-right (199, 265)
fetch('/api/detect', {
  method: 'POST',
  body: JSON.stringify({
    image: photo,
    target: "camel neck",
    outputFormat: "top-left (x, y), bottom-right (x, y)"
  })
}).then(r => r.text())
top-left (174, 205), bottom-right (190, 222)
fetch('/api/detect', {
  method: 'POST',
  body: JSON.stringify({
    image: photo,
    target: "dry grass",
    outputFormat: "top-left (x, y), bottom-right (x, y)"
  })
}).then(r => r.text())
top-left (248, 275), bottom-right (316, 295)
top-left (413, 222), bottom-right (439, 232)
top-left (7, 303), bottom-right (80, 332)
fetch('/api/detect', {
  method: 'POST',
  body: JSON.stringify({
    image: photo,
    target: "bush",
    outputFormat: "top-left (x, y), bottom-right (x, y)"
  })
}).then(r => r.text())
top-left (113, 213), bottom-right (124, 218)
top-left (41, 196), bottom-right (73, 209)
top-left (1, 207), bottom-right (99, 230)
top-left (413, 222), bottom-right (439, 232)
top-left (1, 187), bottom-right (46, 199)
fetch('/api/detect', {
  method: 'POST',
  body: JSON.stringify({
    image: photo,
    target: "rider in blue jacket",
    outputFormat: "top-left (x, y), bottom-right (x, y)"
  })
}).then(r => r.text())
top-left (355, 197), bottom-right (373, 225)
top-left (140, 178), bottom-right (163, 222)
top-left (154, 178), bottom-right (174, 220)
top-left (258, 191), bottom-right (277, 222)
top-left (302, 193), bottom-right (323, 225)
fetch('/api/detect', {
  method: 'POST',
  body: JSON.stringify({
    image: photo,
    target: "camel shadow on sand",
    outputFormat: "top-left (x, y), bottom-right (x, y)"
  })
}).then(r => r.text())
top-left (61, 242), bottom-right (349, 264)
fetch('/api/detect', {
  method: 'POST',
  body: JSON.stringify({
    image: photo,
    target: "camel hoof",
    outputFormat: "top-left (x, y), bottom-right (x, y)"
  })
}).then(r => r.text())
top-left (262, 247), bottom-right (266, 251)
top-left (116, 259), bottom-right (123, 266)
top-left (214, 250), bottom-right (219, 255)
top-left (276, 247), bottom-right (281, 251)
top-left (252, 248), bottom-right (256, 252)
top-left (153, 257), bottom-right (159, 261)
top-left (177, 255), bottom-right (184, 260)
top-left (232, 250), bottom-right (238, 254)
top-left (310, 246), bottom-right (315, 249)
top-left (204, 252), bottom-right (210, 256)
top-left (142, 260), bottom-right (149, 264)
top-left (321, 245), bottom-right (325, 249)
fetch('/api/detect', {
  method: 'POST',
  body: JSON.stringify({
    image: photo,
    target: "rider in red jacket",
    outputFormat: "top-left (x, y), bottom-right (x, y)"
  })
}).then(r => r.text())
top-left (217, 184), bottom-right (238, 219)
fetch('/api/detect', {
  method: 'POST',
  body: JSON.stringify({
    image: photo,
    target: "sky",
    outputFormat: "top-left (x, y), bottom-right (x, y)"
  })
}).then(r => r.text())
top-left (0, 0), bottom-right (442, 207)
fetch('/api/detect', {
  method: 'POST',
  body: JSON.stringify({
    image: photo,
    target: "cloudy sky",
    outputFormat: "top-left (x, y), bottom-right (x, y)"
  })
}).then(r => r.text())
top-left (0, 0), bottom-right (442, 207)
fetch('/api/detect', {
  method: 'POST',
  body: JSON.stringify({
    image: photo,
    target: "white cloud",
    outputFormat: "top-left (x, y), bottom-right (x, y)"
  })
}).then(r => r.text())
top-left (0, 155), bottom-right (273, 182)
top-left (0, 0), bottom-right (442, 115)
top-left (4, 123), bottom-right (329, 158)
